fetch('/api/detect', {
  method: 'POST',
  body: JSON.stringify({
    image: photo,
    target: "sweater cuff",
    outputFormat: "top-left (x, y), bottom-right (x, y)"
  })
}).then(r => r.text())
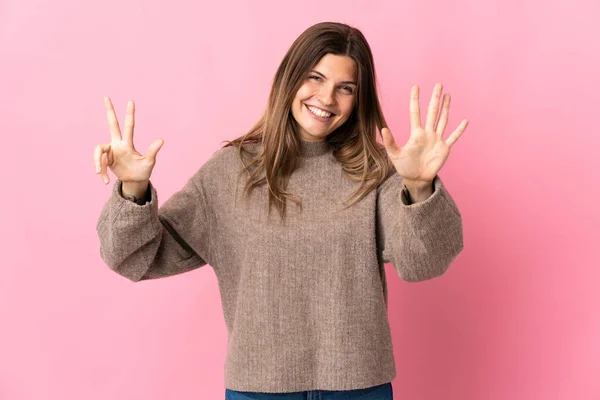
top-left (110, 179), bottom-right (159, 222)
top-left (399, 175), bottom-right (461, 221)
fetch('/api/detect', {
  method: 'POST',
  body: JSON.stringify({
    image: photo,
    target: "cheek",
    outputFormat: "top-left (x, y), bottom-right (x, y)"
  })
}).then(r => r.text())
top-left (339, 98), bottom-right (355, 117)
top-left (294, 84), bottom-right (313, 102)
top-left (292, 87), bottom-right (309, 117)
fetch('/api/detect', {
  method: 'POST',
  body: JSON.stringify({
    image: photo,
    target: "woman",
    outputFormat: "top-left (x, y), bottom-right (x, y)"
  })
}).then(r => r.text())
top-left (94, 21), bottom-right (468, 399)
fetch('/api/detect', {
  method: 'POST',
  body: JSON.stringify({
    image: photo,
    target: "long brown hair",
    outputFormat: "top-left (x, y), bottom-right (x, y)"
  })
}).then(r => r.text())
top-left (223, 21), bottom-right (394, 221)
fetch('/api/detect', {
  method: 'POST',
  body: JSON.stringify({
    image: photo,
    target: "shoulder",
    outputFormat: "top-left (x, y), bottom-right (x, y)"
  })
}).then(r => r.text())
top-left (203, 144), bottom-right (239, 169)
top-left (209, 142), bottom-right (261, 168)
top-left (192, 142), bottom-right (259, 184)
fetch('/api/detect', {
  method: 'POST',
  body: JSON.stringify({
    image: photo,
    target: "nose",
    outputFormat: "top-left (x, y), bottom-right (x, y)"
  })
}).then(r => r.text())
top-left (316, 84), bottom-right (335, 106)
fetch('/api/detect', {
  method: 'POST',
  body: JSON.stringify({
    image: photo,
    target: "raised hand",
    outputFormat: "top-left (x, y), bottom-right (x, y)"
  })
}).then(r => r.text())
top-left (94, 97), bottom-right (164, 185)
top-left (381, 83), bottom-right (468, 187)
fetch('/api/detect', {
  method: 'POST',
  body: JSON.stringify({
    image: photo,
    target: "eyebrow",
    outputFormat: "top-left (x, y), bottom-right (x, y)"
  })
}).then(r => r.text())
top-left (310, 70), bottom-right (357, 86)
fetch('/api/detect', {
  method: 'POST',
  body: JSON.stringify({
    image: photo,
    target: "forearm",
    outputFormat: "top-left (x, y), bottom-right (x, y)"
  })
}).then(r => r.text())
top-left (392, 177), bottom-right (463, 281)
top-left (97, 180), bottom-right (206, 281)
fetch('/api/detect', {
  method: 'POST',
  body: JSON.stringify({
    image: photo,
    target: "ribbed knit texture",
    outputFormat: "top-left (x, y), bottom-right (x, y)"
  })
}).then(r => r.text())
top-left (96, 139), bottom-right (464, 393)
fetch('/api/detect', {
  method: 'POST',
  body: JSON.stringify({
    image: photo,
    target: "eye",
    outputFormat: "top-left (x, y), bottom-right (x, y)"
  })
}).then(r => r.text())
top-left (308, 75), bottom-right (322, 82)
top-left (341, 86), bottom-right (354, 94)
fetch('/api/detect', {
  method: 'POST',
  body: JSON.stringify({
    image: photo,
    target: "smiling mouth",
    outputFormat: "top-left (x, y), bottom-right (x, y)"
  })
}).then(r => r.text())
top-left (305, 104), bottom-right (335, 119)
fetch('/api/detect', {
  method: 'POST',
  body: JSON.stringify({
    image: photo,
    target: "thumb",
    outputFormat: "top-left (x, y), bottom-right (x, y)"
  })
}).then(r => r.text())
top-left (146, 139), bottom-right (164, 163)
top-left (381, 127), bottom-right (398, 153)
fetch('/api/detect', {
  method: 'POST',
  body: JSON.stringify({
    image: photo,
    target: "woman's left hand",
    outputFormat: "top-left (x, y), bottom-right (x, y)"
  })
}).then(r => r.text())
top-left (381, 83), bottom-right (468, 188)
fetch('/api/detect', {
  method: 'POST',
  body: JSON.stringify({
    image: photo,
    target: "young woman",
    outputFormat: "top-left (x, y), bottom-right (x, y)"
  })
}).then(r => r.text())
top-left (94, 21), bottom-right (468, 400)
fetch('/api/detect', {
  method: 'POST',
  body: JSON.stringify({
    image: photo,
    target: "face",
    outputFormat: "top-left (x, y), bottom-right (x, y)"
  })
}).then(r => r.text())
top-left (291, 53), bottom-right (357, 142)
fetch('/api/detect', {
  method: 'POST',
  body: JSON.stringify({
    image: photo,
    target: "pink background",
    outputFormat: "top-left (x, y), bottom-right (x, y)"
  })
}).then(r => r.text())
top-left (1, 0), bottom-right (598, 399)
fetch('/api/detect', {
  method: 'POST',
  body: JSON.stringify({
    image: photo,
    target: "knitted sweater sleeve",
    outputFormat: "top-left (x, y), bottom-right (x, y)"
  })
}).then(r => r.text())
top-left (376, 172), bottom-right (464, 282)
top-left (96, 169), bottom-right (211, 282)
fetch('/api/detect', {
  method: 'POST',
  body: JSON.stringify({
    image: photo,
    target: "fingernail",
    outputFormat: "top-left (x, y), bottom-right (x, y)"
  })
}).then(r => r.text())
top-left (103, 176), bottom-right (108, 184)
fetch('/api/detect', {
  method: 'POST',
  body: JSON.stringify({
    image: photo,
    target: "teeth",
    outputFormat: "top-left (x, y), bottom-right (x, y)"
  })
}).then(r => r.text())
top-left (307, 105), bottom-right (332, 118)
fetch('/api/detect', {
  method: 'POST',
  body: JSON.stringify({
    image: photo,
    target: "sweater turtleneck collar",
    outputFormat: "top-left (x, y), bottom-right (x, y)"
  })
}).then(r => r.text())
top-left (299, 139), bottom-right (332, 157)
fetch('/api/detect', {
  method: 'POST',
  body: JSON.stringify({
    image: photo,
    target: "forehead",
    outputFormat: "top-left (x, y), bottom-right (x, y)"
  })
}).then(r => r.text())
top-left (312, 54), bottom-right (357, 81)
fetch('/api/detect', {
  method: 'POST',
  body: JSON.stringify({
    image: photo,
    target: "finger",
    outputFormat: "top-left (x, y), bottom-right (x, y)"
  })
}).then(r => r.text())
top-left (435, 93), bottom-right (451, 136)
top-left (425, 83), bottom-right (443, 132)
top-left (146, 139), bottom-right (164, 163)
top-left (446, 119), bottom-right (469, 147)
top-left (104, 96), bottom-right (122, 141)
top-left (94, 143), bottom-right (111, 173)
top-left (100, 152), bottom-right (110, 184)
top-left (381, 128), bottom-right (399, 154)
top-left (123, 100), bottom-right (135, 144)
top-left (409, 85), bottom-right (422, 130)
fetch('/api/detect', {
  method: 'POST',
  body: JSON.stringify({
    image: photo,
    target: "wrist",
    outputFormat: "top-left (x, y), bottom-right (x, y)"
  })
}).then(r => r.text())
top-left (402, 178), bottom-right (433, 191)
top-left (403, 178), bottom-right (434, 204)
top-left (121, 180), bottom-right (150, 204)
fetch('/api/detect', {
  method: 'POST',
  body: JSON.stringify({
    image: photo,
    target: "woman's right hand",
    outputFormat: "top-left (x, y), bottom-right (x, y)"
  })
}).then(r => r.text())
top-left (94, 96), bottom-right (164, 185)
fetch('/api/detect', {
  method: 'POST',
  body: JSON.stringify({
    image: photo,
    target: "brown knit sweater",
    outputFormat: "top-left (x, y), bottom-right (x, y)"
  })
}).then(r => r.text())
top-left (96, 139), bottom-right (464, 393)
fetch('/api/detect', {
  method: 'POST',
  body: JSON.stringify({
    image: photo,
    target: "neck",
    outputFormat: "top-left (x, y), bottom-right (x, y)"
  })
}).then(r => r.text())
top-left (299, 139), bottom-right (331, 157)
